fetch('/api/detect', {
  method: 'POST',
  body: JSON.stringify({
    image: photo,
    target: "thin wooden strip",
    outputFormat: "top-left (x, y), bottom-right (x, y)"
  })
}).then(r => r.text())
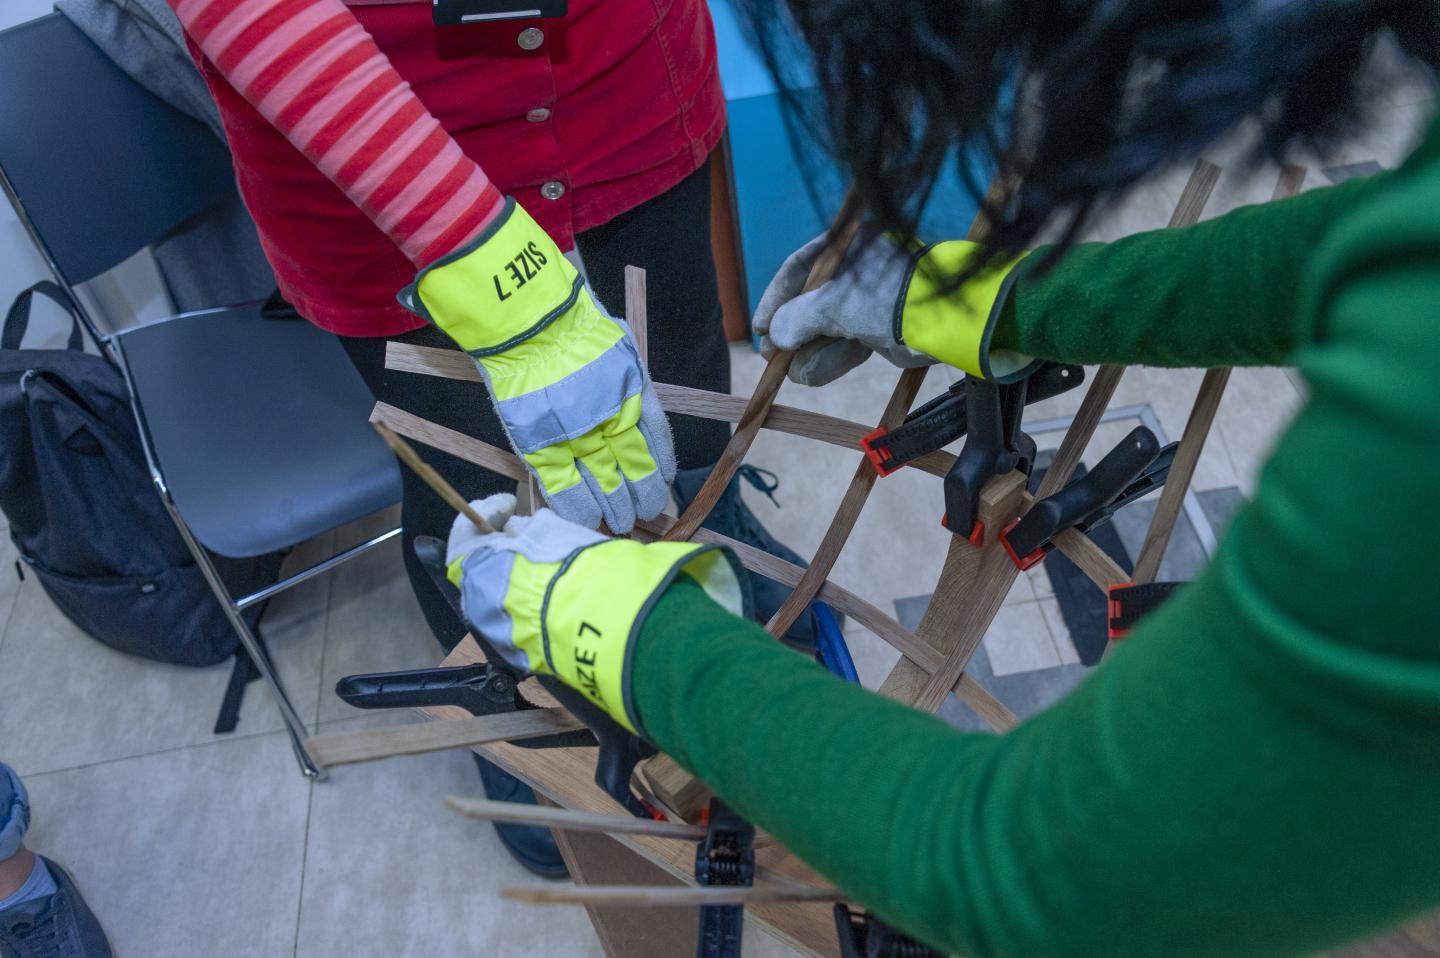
top-left (1273, 164), bottom-right (1308, 201)
top-left (1032, 365), bottom-right (1127, 499)
top-left (1052, 527), bottom-right (1130, 591)
top-left (957, 674), bottom-right (1019, 732)
top-left (666, 350), bottom-right (793, 541)
top-left (764, 366), bottom-right (929, 637)
top-left (1167, 158), bottom-right (1222, 228)
top-left (504, 884), bottom-right (841, 907)
top-left (303, 709), bottom-right (583, 767)
top-left (1130, 367), bottom-right (1232, 584)
top-left (358, 411), bottom-right (941, 676)
top-left (445, 795), bottom-right (706, 841)
top-left (386, 341), bottom-right (480, 381)
top-left (625, 265), bottom-right (648, 365)
top-left (1129, 165), bottom-right (1304, 586)
top-left (664, 213), bottom-right (862, 543)
top-left (370, 401), bottom-right (527, 482)
top-left (382, 341), bottom-right (968, 478)
top-left (908, 472), bottom-right (1030, 714)
top-left (373, 422), bottom-right (493, 532)
top-left (636, 513), bottom-right (945, 674)
top-left (655, 382), bottom-right (956, 478)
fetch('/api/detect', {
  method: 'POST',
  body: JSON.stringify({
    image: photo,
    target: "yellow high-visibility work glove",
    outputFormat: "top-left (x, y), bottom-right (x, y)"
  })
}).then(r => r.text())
top-left (400, 199), bottom-right (673, 533)
top-left (445, 494), bottom-right (749, 736)
top-left (755, 233), bottom-right (1038, 384)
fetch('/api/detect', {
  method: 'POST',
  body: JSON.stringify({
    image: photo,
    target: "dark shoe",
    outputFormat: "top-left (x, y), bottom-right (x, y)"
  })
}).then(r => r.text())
top-left (474, 756), bottom-right (569, 879)
top-left (671, 464), bottom-right (834, 648)
top-left (0, 859), bottom-right (112, 958)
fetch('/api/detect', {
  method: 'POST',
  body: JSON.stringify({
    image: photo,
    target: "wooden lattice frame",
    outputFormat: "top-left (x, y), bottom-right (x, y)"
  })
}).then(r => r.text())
top-left (306, 159), bottom-right (1306, 956)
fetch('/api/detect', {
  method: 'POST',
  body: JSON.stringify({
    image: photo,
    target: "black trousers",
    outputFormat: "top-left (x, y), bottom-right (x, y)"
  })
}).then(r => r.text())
top-left (342, 161), bottom-right (730, 652)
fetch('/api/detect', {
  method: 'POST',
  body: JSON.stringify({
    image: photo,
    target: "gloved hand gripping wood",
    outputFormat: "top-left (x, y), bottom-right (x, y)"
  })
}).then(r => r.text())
top-left (401, 199), bottom-right (674, 533)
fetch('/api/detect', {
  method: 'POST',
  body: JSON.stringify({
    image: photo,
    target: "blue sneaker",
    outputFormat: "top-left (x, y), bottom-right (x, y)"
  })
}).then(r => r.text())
top-left (0, 859), bottom-right (112, 958)
top-left (474, 757), bottom-right (569, 879)
top-left (671, 464), bottom-right (833, 648)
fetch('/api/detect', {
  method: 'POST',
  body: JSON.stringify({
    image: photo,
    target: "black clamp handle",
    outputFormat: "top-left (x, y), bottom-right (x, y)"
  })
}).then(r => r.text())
top-left (695, 798), bottom-right (755, 958)
top-left (834, 903), bottom-right (942, 958)
top-left (862, 363), bottom-right (1082, 477)
top-left (940, 376), bottom-right (1037, 544)
top-left (1000, 427), bottom-right (1171, 570)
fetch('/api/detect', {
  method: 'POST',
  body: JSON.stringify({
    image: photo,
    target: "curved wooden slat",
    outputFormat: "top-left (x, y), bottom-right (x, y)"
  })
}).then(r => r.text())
top-left (663, 210), bottom-right (863, 543)
top-left (763, 366), bottom-right (929, 637)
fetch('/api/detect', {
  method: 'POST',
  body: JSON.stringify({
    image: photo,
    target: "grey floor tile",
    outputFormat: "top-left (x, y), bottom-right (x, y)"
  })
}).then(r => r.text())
top-left (0, 533), bottom-right (332, 776)
top-left (1198, 487), bottom-right (1247, 539)
top-left (295, 713), bottom-right (606, 958)
top-left (21, 731), bottom-right (310, 958)
top-left (840, 620), bottom-right (903, 692)
top-left (315, 508), bottom-right (439, 725)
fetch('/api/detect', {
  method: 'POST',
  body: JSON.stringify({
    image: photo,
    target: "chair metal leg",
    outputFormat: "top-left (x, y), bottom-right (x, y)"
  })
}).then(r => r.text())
top-left (157, 491), bottom-right (328, 781)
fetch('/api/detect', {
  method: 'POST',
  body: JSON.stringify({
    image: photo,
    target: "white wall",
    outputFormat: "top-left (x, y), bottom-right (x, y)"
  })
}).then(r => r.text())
top-left (1, 0), bottom-right (171, 348)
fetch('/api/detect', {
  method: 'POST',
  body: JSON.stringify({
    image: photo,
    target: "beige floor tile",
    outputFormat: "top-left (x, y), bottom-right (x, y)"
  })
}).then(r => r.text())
top-left (982, 602), bottom-right (1060, 677)
top-left (316, 508), bottom-right (440, 725)
top-left (23, 730), bottom-right (310, 958)
top-left (1214, 367), bottom-right (1304, 496)
top-left (0, 533), bottom-right (332, 776)
top-left (295, 712), bottom-right (607, 958)
top-left (1038, 598), bottom-right (1080, 666)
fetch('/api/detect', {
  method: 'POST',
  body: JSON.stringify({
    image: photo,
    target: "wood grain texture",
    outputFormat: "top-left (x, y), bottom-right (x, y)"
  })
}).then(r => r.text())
top-left (303, 708), bottom-right (582, 767)
top-left (765, 366), bottom-right (929, 637)
top-left (1129, 166), bottom-right (1301, 586)
top-left (625, 265), bottom-right (648, 365)
top-left (1052, 527), bottom-right (1131, 591)
top-left (372, 422), bottom-right (492, 531)
top-left (537, 793), bottom-right (698, 958)
top-left (1130, 366), bottom-right (1232, 584)
top-left (1168, 159), bottom-right (1222, 228)
top-left (385, 341), bottom-right (480, 381)
top-left (909, 472), bottom-right (1030, 714)
top-left (445, 795), bottom-right (706, 840)
top-left (636, 753), bottom-right (711, 822)
top-left (370, 401), bottom-right (526, 482)
top-left (380, 344), bottom-right (962, 479)
top-left (654, 382), bottom-right (957, 478)
top-left (664, 211), bottom-right (861, 544)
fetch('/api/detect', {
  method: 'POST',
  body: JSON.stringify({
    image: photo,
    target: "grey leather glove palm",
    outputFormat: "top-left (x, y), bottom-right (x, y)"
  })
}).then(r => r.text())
top-left (753, 232), bottom-right (933, 386)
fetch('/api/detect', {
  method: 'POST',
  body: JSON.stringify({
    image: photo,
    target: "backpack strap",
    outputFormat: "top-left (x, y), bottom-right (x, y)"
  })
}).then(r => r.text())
top-left (3, 281), bottom-right (86, 352)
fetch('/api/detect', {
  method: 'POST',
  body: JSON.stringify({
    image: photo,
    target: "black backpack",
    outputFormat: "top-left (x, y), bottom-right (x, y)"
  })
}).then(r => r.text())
top-left (0, 281), bottom-right (281, 670)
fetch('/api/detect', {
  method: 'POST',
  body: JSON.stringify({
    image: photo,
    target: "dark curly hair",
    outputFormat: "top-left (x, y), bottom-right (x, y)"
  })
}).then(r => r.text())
top-left (734, 0), bottom-right (1440, 270)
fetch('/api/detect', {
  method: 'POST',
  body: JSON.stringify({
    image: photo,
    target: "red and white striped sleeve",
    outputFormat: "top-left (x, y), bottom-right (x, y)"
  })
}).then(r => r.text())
top-left (170, 0), bottom-right (505, 267)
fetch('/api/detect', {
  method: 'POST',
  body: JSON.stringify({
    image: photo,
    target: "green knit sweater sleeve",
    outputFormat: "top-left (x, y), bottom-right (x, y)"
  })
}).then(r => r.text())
top-left (632, 120), bottom-right (1440, 957)
top-left (990, 172), bottom-right (1391, 367)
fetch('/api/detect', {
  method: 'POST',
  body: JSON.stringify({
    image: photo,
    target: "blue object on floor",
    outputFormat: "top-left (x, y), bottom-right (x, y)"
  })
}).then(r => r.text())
top-left (813, 602), bottom-right (859, 684)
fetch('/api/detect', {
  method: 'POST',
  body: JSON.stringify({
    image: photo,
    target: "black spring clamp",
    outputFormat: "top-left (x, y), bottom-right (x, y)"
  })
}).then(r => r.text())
top-left (999, 427), bottom-right (1178, 570)
top-left (695, 799), bottom-right (755, 958)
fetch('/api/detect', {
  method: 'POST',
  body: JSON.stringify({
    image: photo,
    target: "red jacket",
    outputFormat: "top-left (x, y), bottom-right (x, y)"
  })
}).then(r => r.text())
top-left (193, 0), bottom-right (725, 336)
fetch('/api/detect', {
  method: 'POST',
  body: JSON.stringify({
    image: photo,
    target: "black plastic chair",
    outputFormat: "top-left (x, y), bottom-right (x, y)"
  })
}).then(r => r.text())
top-left (0, 14), bottom-right (402, 779)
